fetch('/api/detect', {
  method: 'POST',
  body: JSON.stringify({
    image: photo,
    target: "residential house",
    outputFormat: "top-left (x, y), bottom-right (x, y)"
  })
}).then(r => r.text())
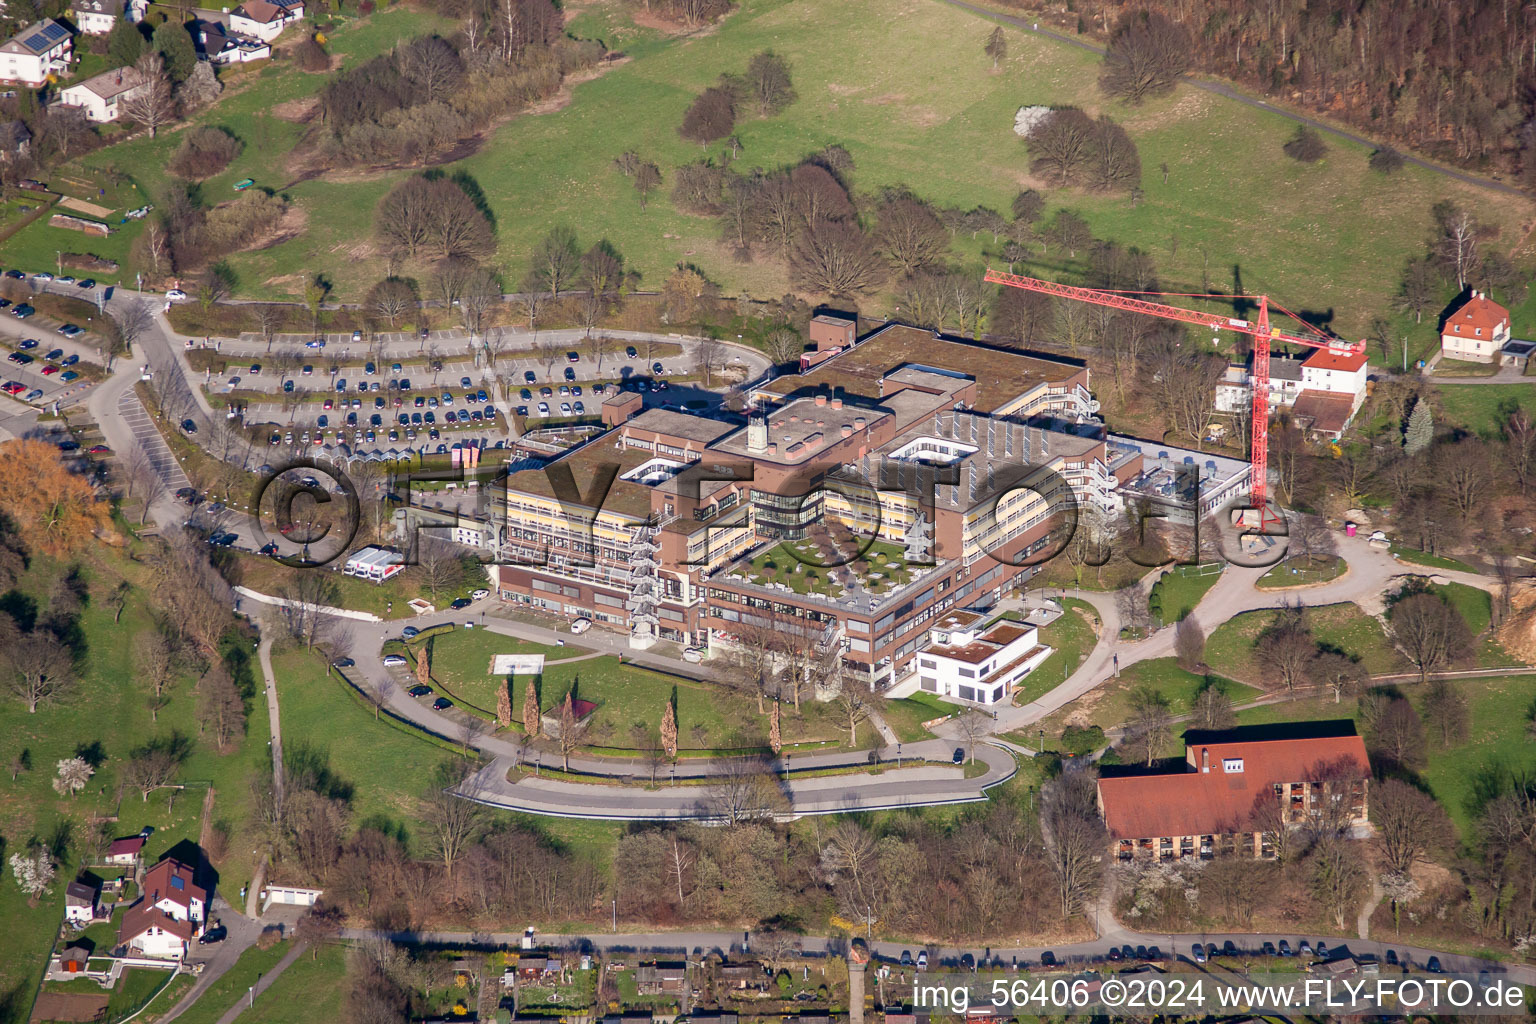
top-left (57, 64), bottom-right (150, 122)
top-left (1095, 722), bottom-right (1371, 861)
top-left (140, 857), bottom-right (207, 924)
top-left (1441, 291), bottom-right (1510, 363)
top-left (634, 961), bottom-right (688, 995)
top-left (1300, 345), bottom-right (1369, 405)
top-left (196, 20), bottom-right (270, 64)
top-left (74, 0), bottom-right (123, 35)
top-left (64, 879), bottom-right (99, 928)
top-left (119, 902), bottom-right (196, 960)
top-left (0, 119), bottom-right (31, 162)
top-left (0, 20), bottom-right (73, 88)
top-left (104, 834), bottom-right (145, 867)
top-left (117, 857), bottom-right (206, 961)
top-left (227, 0), bottom-right (302, 42)
top-left (1213, 355), bottom-right (1305, 414)
top-left (909, 610), bottom-right (1052, 706)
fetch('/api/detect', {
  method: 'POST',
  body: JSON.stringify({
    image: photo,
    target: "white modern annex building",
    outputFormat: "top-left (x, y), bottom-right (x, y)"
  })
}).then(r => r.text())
top-left (910, 610), bottom-right (1052, 706)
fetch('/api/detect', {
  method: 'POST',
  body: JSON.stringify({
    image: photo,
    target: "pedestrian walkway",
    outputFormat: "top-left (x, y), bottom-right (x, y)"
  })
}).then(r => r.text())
top-left (213, 941), bottom-right (309, 1024)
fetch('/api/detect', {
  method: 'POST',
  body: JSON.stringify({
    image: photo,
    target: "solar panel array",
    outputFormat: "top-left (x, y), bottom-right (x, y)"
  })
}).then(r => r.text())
top-left (19, 22), bottom-right (68, 53)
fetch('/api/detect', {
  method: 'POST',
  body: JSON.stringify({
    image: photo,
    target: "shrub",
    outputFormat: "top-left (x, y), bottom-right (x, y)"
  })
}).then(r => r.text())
top-left (1282, 125), bottom-right (1328, 162)
top-left (1368, 146), bottom-right (1405, 173)
top-left (1059, 723), bottom-right (1106, 756)
top-left (203, 191), bottom-right (287, 252)
top-left (168, 127), bottom-right (242, 179)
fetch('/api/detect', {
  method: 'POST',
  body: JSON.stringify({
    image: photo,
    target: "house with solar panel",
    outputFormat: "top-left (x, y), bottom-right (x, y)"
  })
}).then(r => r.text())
top-left (0, 20), bottom-right (73, 88)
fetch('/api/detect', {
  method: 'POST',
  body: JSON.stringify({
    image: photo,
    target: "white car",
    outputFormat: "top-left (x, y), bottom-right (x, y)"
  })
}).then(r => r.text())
top-left (470, 588), bottom-right (489, 600)
top-left (165, 289), bottom-right (188, 301)
top-left (32, 272), bottom-right (52, 282)
top-left (382, 654), bottom-right (408, 667)
top-left (570, 617), bottom-right (592, 635)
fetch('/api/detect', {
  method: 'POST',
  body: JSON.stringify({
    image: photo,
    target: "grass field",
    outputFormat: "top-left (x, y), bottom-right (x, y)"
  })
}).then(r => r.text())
top-left (440, 647), bottom-right (855, 753)
top-left (1149, 567), bottom-right (1222, 622)
top-left (1031, 657), bottom-right (1261, 750)
top-left (882, 691), bottom-right (950, 743)
top-left (0, 554), bottom-right (267, 1024)
top-left (1256, 555), bottom-right (1346, 588)
top-left (169, 941), bottom-right (294, 1024)
top-left (4, 0), bottom-right (1525, 335)
top-left (272, 649), bottom-right (458, 849)
top-left (1204, 602), bottom-right (1405, 681)
top-left (1436, 384), bottom-right (1536, 437)
top-left (1390, 547), bottom-right (1479, 573)
top-left (1013, 598), bottom-right (1100, 705)
top-left (239, 942), bottom-right (349, 1024)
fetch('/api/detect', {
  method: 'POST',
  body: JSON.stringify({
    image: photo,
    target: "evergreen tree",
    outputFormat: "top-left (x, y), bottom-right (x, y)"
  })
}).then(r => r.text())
top-left (496, 679), bottom-right (512, 727)
top-left (1404, 399), bottom-right (1433, 454)
top-left (660, 699), bottom-right (678, 760)
top-left (152, 21), bottom-right (197, 84)
top-left (108, 18), bottom-right (146, 69)
top-left (522, 679), bottom-right (540, 738)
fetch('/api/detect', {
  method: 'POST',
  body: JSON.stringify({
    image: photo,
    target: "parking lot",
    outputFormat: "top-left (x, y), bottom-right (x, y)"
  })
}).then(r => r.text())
top-left (0, 305), bottom-right (103, 408)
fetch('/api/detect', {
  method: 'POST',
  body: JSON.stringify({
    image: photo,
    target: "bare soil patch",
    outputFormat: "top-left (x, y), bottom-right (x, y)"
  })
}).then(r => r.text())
top-left (270, 96), bottom-right (320, 123)
top-left (31, 991), bottom-right (110, 1023)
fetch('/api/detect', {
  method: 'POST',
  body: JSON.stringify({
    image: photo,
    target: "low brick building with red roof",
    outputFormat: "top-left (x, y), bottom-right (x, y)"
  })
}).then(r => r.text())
top-left (1441, 290), bottom-right (1511, 363)
top-left (1095, 723), bottom-right (1370, 861)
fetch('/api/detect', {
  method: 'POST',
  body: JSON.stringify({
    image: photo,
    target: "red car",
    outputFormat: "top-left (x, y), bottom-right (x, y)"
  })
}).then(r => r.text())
top-left (1, 381), bottom-right (25, 395)
top-left (88, 444), bottom-right (111, 454)
top-left (40, 365), bottom-right (59, 375)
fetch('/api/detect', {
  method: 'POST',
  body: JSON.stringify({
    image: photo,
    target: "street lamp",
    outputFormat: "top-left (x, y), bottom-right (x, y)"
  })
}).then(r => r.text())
top-left (896, 741), bottom-right (901, 768)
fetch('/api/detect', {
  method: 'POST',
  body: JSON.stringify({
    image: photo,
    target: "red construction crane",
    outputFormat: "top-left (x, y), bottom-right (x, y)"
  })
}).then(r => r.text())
top-left (984, 269), bottom-right (1366, 526)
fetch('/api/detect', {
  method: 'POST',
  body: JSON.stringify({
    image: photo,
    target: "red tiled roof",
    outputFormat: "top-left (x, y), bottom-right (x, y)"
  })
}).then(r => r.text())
top-left (1443, 293), bottom-right (1509, 338)
top-left (119, 902), bottom-right (194, 945)
top-left (1290, 389), bottom-right (1355, 436)
top-left (1096, 735), bottom-right (1369, 840)
top-left (1301, 346), bottom-right (1368, 373)
top-left (143, 858), bottom-right (205, 912)
top-left (107, 836), bottom-right (145, 856)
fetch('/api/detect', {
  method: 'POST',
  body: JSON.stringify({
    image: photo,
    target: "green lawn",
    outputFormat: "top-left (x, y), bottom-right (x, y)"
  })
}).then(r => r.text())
top-left (1390, 547), bottom-right (1479, 573)
top-left (169, 941), bottom-right (293, 1024)
top-left (421, 627), bottom-right (587, 710)
top-left (1149, 567), bottom-right (1222, 623)
top-left (882, 692), bottom-right (951, 743)
top-left (1031, 657), bottom-right (1260, 749)
top-left (240, 942), bottom-right (349, 1024)
top-left (273, 649), bottom-right (459, 850)
top-left (448, 651), bottom-right (852, 753)
top-left (1256, 555), bottom-right (1346, 588)
top-left (1417, 582), bottom-right (1521, 669)
top-left (1436, 384), bottom-right (1536, 437)
top-left (0, 555), bottom-right (266, 1024)
top-left (6, 0), bottom-right (1525, 328)
top-left (1205, 602), bottom-right (1405, 682)
top-left (0, 6), bottom-right (458, 292)
top-left (1012, 598), bottom-right (1099, 705)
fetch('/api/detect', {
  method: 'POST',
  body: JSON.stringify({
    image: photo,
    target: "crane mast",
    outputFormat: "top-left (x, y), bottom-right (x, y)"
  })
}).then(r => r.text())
top-left (984, 269), bottom-right (1366, 526)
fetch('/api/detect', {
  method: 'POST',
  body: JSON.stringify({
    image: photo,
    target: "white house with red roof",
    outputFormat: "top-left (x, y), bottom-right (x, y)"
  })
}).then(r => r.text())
top-left (1441, 290), bottom-right (1510, 363)
top-left (1095, 723), bottom-right (1371, 861)
top-left (103, 834), bottom-right (145, 867)
top-left (909, 610), bottom-right (1052, 706)
top-left (118, 858), bottom-right (206, 961)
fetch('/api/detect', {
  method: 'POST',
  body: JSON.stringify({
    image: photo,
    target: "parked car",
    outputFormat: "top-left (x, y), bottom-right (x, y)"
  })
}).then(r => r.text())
top-left (471, 589), bottom-right (489, 600)
top-left (432, 697), bottom-right (453, 711)
top-left (450, 598), bottom-right (471, 609)
top-left (382, 654), bottom-right (408, 667)
top-left (77, 278), bottom-right (95, 289)
top-left (181, 418), bottom-right (198, 434)
top-left (44, 348), bottom-right (62, 360)
top-left (199, 925), bottom-right (227, 945)
top-left (401, 626), bottom-right (420, 639)
top-left (332, 657), bottom-right (355, 668)
top-left (60, 370), bottom-right (79, 382)
top-left (41, 365), bottom-right (59, 376)
top-left (17, 338), bottom-right (37, 350)
top-left (626, 346), bottom-right (638, 358)
top-left (61, 353), bottom-right (78, 366)
top-left (916, 951), bottom-right (928, 970)
top-left (166, 289), bottom-right (187, 301)
top-left (409, 684), bottom-right (432, 697)
top-left (952, 747), bottom-right (965, 763)
top-left (1191, 943), bottom-right (1207, 963)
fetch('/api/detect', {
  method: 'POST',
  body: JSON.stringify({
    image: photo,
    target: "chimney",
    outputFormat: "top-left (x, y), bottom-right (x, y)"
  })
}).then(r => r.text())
top-left (815, 393), bottom-right (827, 407)
top-left (831, 397), bottom-right (843, 411)
top-left (841, 424), bottom-right (852, 438)
top-left (1201, 748), bottom-right (1209, 773)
